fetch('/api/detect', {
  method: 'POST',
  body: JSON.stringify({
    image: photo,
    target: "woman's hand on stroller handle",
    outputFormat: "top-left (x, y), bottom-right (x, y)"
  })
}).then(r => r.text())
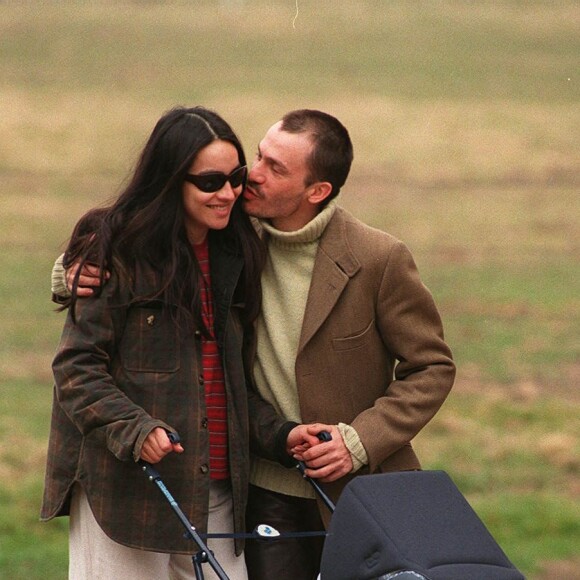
top-left (287, 424), bottom-right (332, 457)
top-left (139, 427), bottom-right (184, 464)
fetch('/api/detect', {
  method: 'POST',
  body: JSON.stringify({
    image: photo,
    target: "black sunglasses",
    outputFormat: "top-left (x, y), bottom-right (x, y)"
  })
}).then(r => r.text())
top-left (184, 165), bottom-right (247, 193)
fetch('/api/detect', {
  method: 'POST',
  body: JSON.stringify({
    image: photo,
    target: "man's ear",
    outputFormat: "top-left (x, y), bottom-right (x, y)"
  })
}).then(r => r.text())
top-left (307, 181), bottom-right (333, 205)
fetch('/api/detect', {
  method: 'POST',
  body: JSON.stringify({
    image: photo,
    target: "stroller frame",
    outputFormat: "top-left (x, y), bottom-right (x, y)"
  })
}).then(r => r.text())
top-left (141, 432), bottom-right (524, 580)
top-left (140, 461), bottom-right (229, 580)
top-left (139, 430), bottom-right (333, 580)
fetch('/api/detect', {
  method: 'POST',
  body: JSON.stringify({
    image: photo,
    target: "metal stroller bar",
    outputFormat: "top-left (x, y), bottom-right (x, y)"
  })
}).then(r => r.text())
top-left (295, 430), bottom-right (336, 514)
top-left (140, 460), bottom-right (229, 580)
top-left (139, 430), bottom-right (336, 579)
top-left (139, 429), bottom-right (229, 580)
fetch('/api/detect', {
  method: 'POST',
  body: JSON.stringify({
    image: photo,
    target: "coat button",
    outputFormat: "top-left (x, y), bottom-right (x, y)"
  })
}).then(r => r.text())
top-left (201, 418), bottom-right (208, 428)
top-left (200, 464), bottom-right (209, 474)
top-left (194, 330), bottom-right (202, 339)
top-left (199, 375), bottom-right (204, 385)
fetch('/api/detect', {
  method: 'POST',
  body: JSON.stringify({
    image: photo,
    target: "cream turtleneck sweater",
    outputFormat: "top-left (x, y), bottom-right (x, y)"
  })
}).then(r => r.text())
top-left (250, 201), bottom-right (368, 498)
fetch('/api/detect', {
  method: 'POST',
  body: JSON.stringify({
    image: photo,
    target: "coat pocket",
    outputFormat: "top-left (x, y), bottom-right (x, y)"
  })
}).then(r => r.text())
top-left (331, 319), bottom-right (374, 351)
top-left (120, 304), bottom-right (180, 373)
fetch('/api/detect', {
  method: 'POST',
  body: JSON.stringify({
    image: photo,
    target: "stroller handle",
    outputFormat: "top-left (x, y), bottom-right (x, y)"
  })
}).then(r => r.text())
top-left (295, 430), bottom-right (336, 513)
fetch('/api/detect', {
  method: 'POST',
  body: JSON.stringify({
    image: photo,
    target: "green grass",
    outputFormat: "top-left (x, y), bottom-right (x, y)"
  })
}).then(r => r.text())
top-left (1, 1), bottom-right (578, 578)
top-left (474, 494), bottom-right (580, 575)
top-left (2, 2), bottom-right (577, 104)
top-left (0, 381), bottom-right (68, 579)
top-left (434, 261), bottom-right (579, 384)
top-left (416, 390), bottom-right (579, 574)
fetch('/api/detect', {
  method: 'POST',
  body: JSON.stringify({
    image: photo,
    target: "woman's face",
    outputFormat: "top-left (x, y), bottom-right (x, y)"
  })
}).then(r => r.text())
top-left (182, 139), bottom-right (244, 245)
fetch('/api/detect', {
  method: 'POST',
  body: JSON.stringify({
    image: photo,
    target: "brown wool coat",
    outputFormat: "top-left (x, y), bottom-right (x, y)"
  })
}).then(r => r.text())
top-left (40, 237), bottom-right (270, 554)
top-left (250, 206), bottom-right (456, 518)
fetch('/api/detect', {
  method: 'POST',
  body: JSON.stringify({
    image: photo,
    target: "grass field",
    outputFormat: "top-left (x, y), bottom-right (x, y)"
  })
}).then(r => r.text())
top-left (1, 2), bottom-right (578, 578)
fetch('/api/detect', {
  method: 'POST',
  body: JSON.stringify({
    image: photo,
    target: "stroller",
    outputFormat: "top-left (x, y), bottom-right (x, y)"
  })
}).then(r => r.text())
top-left (317, 470), bottom-right (525, 580)
top-left (141, 433), bottom-right (525, 579)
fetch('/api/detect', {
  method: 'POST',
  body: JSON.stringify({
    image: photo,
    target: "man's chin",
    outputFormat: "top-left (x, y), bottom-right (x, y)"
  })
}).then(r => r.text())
top-left (242, 191), bottom-right (271, 218)
top-left (241, 198), bottom-right (259, 217)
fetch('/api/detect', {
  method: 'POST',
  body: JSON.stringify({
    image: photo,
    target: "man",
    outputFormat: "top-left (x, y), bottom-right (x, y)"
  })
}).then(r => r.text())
top-left (53, 109), bottom-right (455, 580)
top-left (239, 110), bottom-right (455, 579)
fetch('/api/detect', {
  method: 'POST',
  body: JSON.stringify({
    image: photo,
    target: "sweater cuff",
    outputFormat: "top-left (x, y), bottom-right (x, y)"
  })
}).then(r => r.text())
top-left (275, 421), bottom-right (300, 468)
top-left (338, 422), bottom-right (369, 473)
top-left (51, 253), bottom-right (70, 298)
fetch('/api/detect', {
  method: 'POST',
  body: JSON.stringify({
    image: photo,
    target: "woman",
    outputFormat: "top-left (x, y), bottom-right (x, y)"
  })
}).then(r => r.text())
top-left (41, 106), bottom-right (265, 579)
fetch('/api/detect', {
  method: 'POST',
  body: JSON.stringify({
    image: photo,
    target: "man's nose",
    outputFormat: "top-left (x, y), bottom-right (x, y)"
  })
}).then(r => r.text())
top-left (248, 162), bottom-right (264, 183)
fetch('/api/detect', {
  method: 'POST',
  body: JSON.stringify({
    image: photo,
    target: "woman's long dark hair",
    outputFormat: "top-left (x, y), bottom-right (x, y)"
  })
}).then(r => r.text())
top-left (64, 106), bottom-right (264, 332)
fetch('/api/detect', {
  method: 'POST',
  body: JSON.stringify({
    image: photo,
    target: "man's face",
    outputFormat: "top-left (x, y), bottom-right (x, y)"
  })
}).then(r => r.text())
top-left (243, 121), bottom-right (318, 232)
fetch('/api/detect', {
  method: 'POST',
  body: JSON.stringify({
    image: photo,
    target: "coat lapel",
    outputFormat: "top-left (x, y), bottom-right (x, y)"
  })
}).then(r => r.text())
top-left (209, 234), bottom-right (243, 348)
top-left (298, 208), bottom-right (360, 351)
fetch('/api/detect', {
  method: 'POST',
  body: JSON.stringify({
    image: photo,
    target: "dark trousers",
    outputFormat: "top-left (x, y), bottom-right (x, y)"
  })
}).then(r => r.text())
top-left (245, 484), bottom-right (326, 580)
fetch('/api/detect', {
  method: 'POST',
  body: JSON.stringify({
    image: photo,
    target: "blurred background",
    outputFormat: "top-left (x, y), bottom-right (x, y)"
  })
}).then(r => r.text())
top-left (1, 1), bottom-right (578, 577)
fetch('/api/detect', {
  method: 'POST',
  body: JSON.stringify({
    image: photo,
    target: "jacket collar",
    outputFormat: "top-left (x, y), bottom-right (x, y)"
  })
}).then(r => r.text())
top-left (298, 206), bottom-right (361, 351)
top-left (317, 206), bottom-right (360, 277)
top-left (208, 232), bottom-right (244, 346)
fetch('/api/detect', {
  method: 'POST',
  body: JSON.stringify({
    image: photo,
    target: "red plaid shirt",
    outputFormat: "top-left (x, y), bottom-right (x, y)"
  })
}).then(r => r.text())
top-left (194, 239), bottom-right (229, 480)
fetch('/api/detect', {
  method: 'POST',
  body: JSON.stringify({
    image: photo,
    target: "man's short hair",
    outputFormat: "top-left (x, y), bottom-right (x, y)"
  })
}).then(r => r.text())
top-left (281, 109), bottom-right (353, 205)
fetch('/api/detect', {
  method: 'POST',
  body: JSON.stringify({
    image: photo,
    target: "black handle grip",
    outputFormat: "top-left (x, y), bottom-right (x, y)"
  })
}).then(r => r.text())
top-left (167, 431), bottom-right (181, 444)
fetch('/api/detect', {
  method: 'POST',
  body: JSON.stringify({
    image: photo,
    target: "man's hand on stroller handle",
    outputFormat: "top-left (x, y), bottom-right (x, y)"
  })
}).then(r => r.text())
top-left (287, 423), bottom-right (353, 483)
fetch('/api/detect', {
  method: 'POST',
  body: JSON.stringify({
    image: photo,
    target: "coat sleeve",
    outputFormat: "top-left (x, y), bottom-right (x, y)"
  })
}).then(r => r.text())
top-left (52, 272), bottom-right (172, 462)
top-left (350, 240), bottom-right (456, 471)
top-left (246, 383), bottom-right (298, 467)
top-left (242, 325), bottom-right (298, 466)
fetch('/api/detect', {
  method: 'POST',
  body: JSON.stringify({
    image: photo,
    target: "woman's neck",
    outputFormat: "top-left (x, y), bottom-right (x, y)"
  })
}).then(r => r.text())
top-left (187, 227), bottom-right (208, 246)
